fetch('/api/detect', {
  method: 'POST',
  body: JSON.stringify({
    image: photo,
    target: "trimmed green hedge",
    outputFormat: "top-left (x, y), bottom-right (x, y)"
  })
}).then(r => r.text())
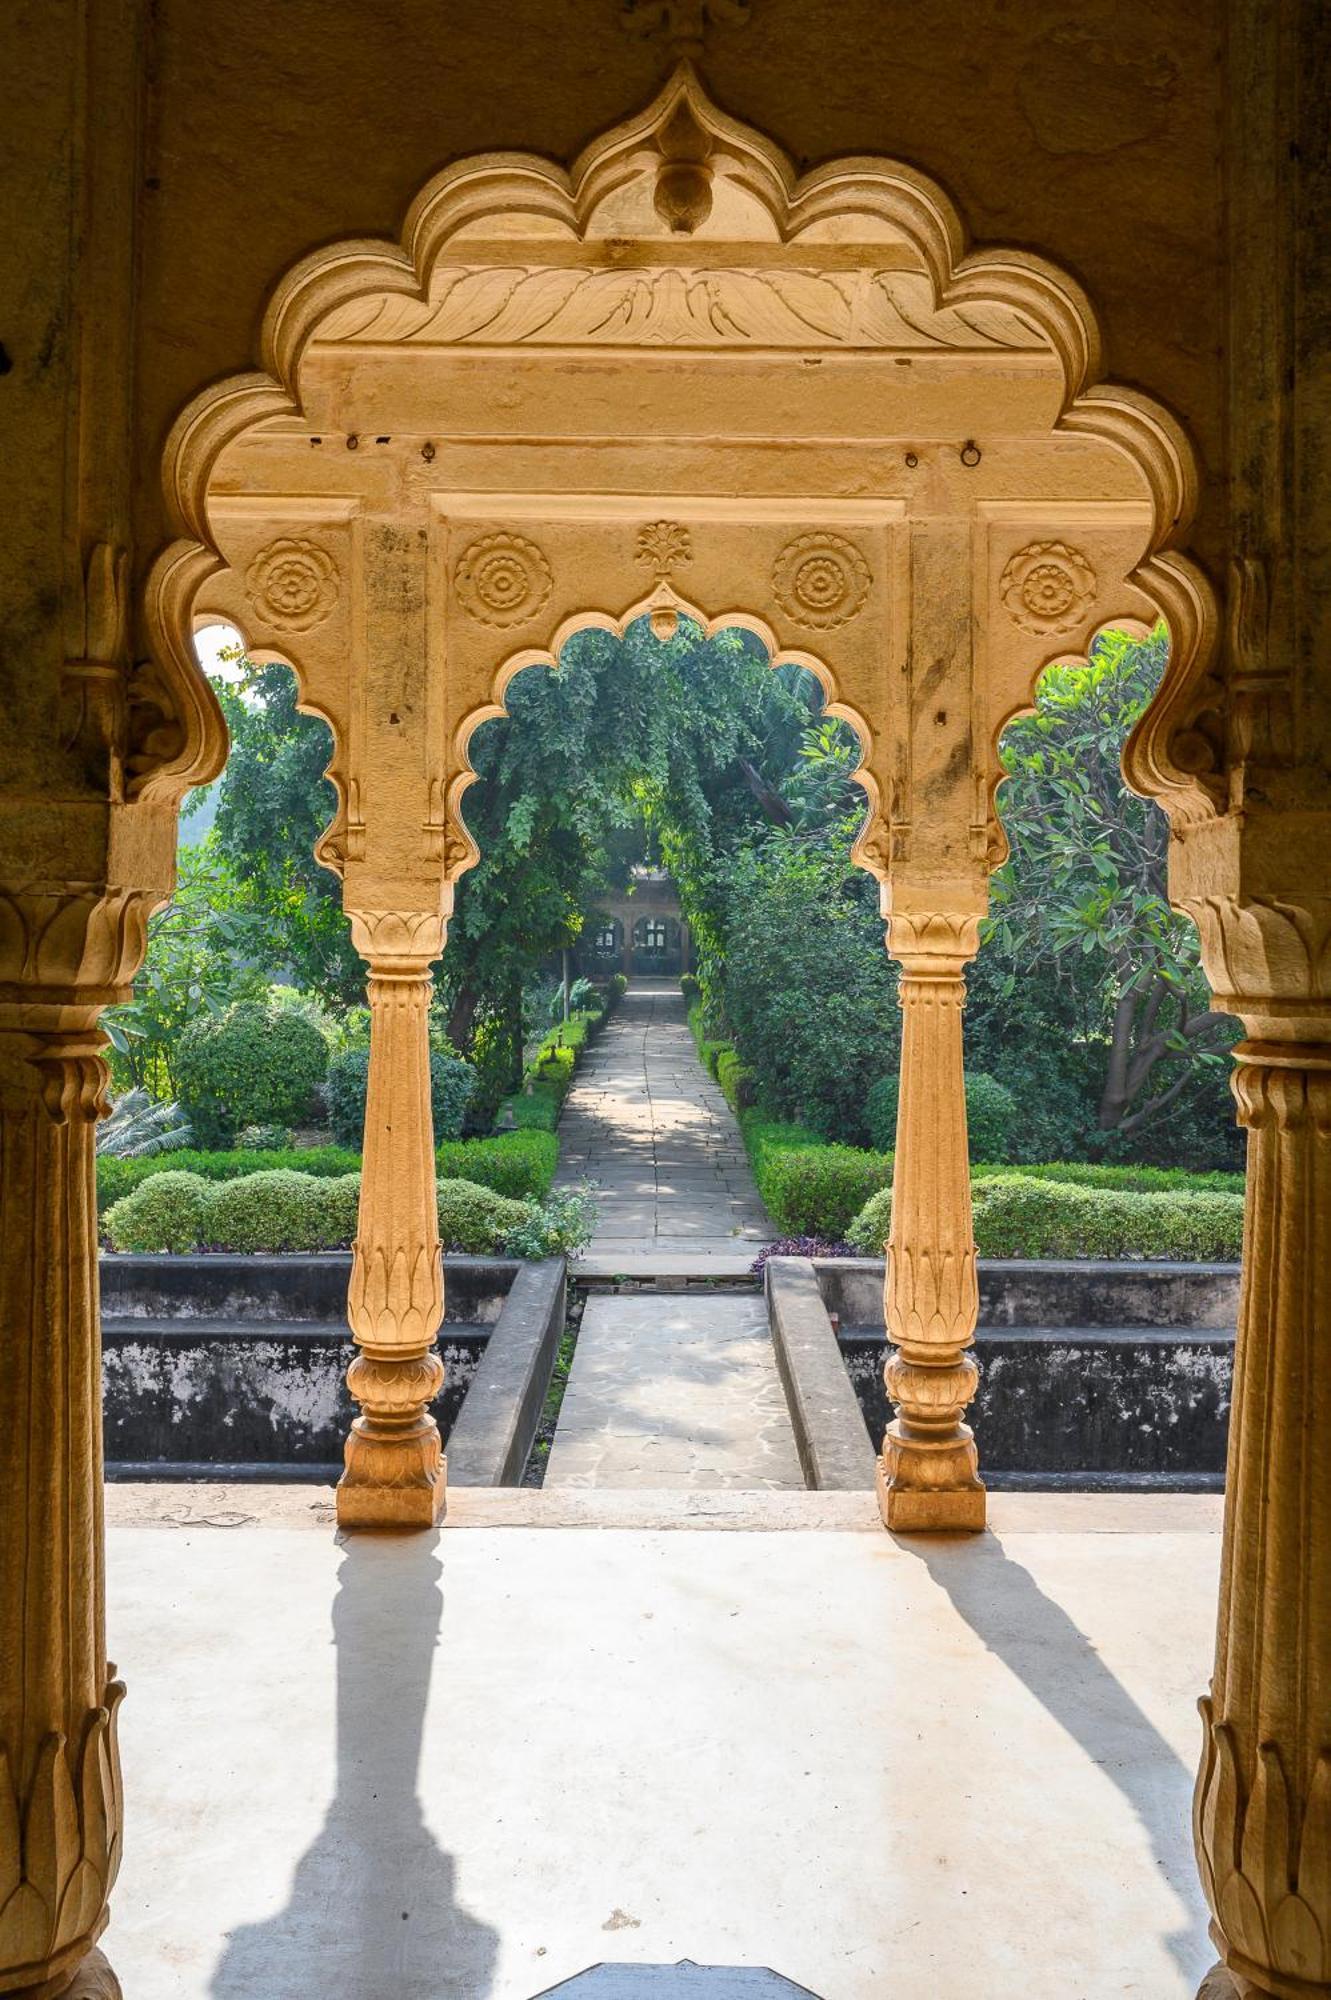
top-left (986, 1159), bottom-right (1246, 1197)
top-left (96, 1145), bottom-right (362, 1214)
top-left (97, 1130), bottom-right (555, 1217)
top-left (436, 1129), bottom-right (557, 1199)
top-left (754, 1138), bottom-right (893, 1237)
top-left (845, 1174), bottom-right (1245, 1261)
top-left (103, 1166), bottom-right (591, 1257)
top-left (500, 1005), bottom-right (606, 1133)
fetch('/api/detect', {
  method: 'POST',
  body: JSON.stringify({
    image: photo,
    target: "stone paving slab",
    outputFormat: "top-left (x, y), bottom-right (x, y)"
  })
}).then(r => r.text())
top-left (556, 981), bottom-right (773, 1261)
top-left (546, 1293), bottom-right (804, 1491)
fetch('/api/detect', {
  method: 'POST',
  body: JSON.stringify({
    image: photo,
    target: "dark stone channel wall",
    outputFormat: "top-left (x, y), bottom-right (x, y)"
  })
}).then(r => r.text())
top-left (812, 1259), bottom-right (1240, 1489)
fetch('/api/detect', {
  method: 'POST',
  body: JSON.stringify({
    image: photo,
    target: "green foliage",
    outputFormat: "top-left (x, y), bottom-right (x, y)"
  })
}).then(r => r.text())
top-left (969, 1175), bottom-right (1244, 1261)
top-left (977, 627), bottom-right (1238, 1156)
top-left (715, 837), bottom-right (899, 1145)
top-left (845, 1174), bottom-right (1245, 1261)
top-left (96, 1144), bottom-right (362, 1214)
top-left (236, 1123), bottom-right (293, 1151)
top-left (103, 839), bottom-right (271, 1097)
top-left (96, 1090), bottom-right (193, 1158)
top-left (742, 1113), bottom-right (892, 1237)
top-left (175, 1000), bottom-right (328, 1148)
top-left (325, 1044), bottom-right (477, 1148)
top-left (550, 977), bottom-right (601, 1022)
top-left (210, 663), bottom-right (364, 1005)
top-left (997, 1159), bottom-right (1245, 1195)
top-left (96, 1131), bottom-right (556, 1219)
top-left (436, 1178), bottom-right (534, 1255)
top-left (502, 1183), bottom-right (598, 1259)
top-left (679, 973), bottom-right (701, 1005)
top-left (847, 1185), bottom-right (893, 1254)
top-left (610, 972), bottom-right (629, 999)
top-left (715, 1046), bottom-right (756, 1112)
top-left (865, 1071), bottom-right (1017, 1163)
top-left (202, 1169), bottom-right (359, 1253)
top-left (103, 1171), bottom-right (212, 1254)
top-left (435, 1130), bottom-right (558, 1200)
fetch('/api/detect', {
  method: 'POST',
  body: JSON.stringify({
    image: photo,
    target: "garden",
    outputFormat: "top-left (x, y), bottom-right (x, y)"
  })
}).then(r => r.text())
top-left (100, 618), bottom-right (1244, 1269)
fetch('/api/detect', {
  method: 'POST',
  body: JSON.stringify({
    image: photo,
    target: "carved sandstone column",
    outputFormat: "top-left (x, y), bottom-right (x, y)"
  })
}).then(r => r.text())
top-left (0, 896), bottom-right (146, 1998)
top-left (1192, 1034), bottom-right (1331, 1999)
top-left (336, 910), bottom-right (447, 1531)
top-left (877, 909), bottom-right (986, 1533)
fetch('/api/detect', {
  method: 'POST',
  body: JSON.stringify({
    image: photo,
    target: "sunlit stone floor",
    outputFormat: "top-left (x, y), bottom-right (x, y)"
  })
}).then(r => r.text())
top-left (102, 1487), bottom-right (1221, 2000)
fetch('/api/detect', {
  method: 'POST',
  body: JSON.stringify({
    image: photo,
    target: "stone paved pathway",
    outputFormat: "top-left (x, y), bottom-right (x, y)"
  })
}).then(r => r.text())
top-left (555, 980), bottom-right (773, 1263)
top-left (544, 1292), bottom-right (804, 1490)
top-left (547, 980), bottom-right (799, 1490)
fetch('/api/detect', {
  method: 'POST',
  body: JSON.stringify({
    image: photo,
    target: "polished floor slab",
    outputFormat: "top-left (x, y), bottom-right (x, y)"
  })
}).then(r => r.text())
top-left (102, 1488), bottom-right (1220, 2000)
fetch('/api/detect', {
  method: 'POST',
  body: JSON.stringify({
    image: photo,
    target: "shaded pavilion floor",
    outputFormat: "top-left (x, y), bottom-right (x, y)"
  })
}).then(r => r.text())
top-left (102, 1486), bottom-right (1221, 2000)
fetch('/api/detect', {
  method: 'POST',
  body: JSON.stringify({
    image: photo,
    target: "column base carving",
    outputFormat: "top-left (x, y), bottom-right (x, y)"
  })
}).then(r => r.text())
top-left (876, 1433), bottom-right (986, 1533)
top-left (336, 1347), bottom-right (447, 1530)
top-left (336, 1417), bottom-right (447, 1530)
top-left (1197, 1960), bottom-right (1288, 2000)
top-left (5, 1948), bottom-right (121, 2000)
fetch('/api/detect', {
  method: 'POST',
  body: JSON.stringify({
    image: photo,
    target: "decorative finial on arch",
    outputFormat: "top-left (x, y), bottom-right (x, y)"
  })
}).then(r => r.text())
top-left (621, 0), bottom-right (752, 63)
top-left (653, 90), bottom-right (715, 233)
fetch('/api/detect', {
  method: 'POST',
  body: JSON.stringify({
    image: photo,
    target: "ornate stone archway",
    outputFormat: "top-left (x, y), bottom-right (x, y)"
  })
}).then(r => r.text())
top-left (139, 65), bottom-right (1215, 1538)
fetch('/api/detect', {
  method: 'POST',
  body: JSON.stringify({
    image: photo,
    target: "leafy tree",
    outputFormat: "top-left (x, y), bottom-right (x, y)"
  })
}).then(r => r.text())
top-left (211, 661), bottom-right (364, 1005)
top-left (104, 836), bottom-right (269, 1097)
top-left (977, 626), bottom-right (1237, 1150)
top-left (716, 832), bottom-right (899, 1144)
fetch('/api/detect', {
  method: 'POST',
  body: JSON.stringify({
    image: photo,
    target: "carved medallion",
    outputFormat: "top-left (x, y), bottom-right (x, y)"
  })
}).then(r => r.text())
top-left (454, 532), bottom-right (553, 629)
top-left (773, 532), bottom-right (871, 631)
top-left (245, 537), bottom-right (340, 633)
top-left (999, 540), bottom-right (1097, 636)
top-left (636, 521), bottom-right (692, 580)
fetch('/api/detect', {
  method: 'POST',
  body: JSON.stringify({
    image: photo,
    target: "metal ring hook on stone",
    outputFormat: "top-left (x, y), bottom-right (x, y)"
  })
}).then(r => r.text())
top-left (346, 433), bottom-right (360, 451)
top-left (960, 440), bottom-right (982, 467)
top-left (904, 451), bottom-right (919, 469)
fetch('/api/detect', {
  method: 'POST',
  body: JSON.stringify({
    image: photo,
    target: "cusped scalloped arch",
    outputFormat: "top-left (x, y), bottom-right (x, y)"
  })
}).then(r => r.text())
top-left (445, 589), bottom-right (882, 886)
top-left (143, 60), bottom-right (1220, 833)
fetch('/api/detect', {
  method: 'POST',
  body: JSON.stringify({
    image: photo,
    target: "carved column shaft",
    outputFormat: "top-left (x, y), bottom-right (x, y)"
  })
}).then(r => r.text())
top-left (337, 912), bottom-right (446, 1530)
top-left (877, 912), bottom-right (985, 1532)
top-left (1193, 1044), bottom-right (1331, 1999)
top-left (0, 1022), bottom-right (123, 1997)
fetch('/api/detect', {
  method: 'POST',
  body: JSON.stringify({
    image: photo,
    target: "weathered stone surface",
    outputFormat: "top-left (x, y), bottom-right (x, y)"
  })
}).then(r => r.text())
top-left (545, 1293), bottom-right (803, 1491)
top-left (556, 982), bottom-right (771, 1265)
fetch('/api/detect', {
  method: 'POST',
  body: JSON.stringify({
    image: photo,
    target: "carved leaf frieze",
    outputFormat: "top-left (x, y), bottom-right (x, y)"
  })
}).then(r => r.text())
top-left (322, 265), bottom-right (1046, 353)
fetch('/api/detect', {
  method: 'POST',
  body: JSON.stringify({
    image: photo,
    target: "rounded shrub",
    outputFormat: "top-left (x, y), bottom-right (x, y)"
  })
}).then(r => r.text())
top-left (176, 1002), bottom-right (328, 1149)
top-left (326, 1046), bottom-right (477, 1148)
top-left (844, 1175), bottom-right (1245, 1262)
top-left (754, 1136), bottom-right (892, 1238)
top-left (201, 1170), bottom-right (337, 1253)
top-left (866, 1072), bottom-right (1017, 1162)
top-left (436, 1177), bottom-right (534, 1255)
top-left (104, 1170), bottom-right (210, 1253)
top-left (610, 972), bottom-right (629, 999)
top-left (846, 1185), bottom-right (893, 1255)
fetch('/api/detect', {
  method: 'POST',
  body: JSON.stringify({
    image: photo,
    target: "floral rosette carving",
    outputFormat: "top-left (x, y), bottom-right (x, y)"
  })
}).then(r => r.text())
top-left (999, 540), bottom-right (1097, 636)
top-left (454, 532), bottom-right (553, 629)
top-left (773, 532), bottom-right (871, 630)
top-left (245, 538), bottom-right (340, 633)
